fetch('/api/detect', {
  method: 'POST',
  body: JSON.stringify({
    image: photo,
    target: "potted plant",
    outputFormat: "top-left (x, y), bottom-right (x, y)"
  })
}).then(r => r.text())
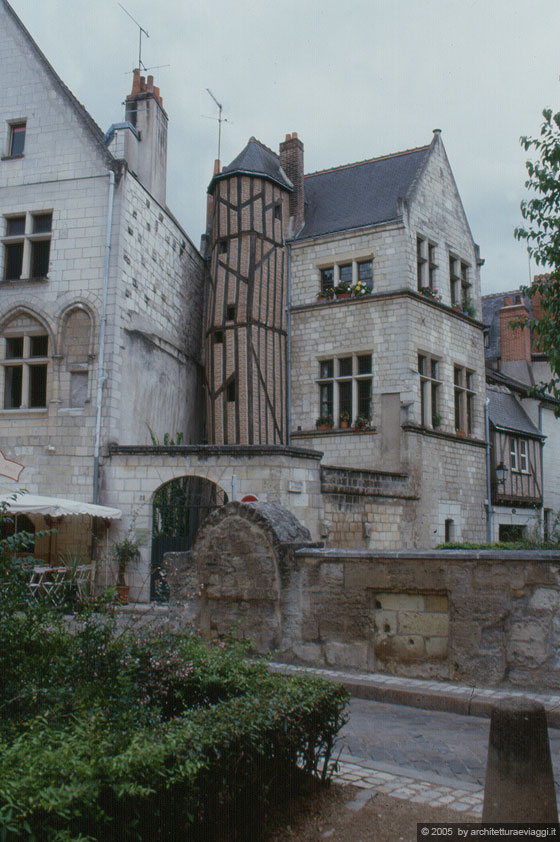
top-left (339, 410), bottom-right (351, 428)
top-left (351, 281), bottom-right (371, 297)
top-left (353, 415), bottom-right (371, 432)
top-left (432, 412), bottom-right (442, 429)
top-left (315, 415), bottom-right (333, 430)
top-left (420, 286), bottom-right (441, 302)
top-left (317, 286), bottom-right (335, 302)
top-left (462, 297), bottom-right (475, 318)
top-left (112, 536), bottom-right (141, 604)
top-left (334, 282), bottom-right (351, 299)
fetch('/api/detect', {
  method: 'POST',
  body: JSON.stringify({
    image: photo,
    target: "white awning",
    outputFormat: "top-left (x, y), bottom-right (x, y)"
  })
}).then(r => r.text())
top-left (0, 493), bottom-right (122, 520)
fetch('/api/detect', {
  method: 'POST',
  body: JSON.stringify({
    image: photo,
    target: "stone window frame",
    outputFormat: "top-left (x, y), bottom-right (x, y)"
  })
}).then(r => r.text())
top-left (453, 365), bottom-right (475, 433)
top-left (2, 211), bottom-right (53, 283)
top-left (0, 324), bottom-right (49, 411)
top-left (418, 352), bottom-right (442, 429)
top-left (3, 120), bottom-right (26, 159)
top-left (449, 254), bottom-right (471, 307)
top-left (317, 352), bottom-right (373, 428)
top-left (318, 253), bottom-right (373, 295)
top-left (416, 235), bottom-right (437, 292)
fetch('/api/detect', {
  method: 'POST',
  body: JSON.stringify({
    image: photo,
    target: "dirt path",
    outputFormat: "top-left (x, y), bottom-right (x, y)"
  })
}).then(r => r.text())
top-left (266, 782), bottom-right (472, 842)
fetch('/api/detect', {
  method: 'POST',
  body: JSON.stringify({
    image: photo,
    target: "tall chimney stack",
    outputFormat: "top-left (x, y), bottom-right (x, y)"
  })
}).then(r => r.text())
top-left (124, 70), bottom-right (168, 205)
top-left (279, 133), bottom-right (304, 237)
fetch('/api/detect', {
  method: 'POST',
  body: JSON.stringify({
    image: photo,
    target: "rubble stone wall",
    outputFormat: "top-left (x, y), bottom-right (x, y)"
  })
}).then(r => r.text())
top-left (167, 501), bottom-right (560, 690)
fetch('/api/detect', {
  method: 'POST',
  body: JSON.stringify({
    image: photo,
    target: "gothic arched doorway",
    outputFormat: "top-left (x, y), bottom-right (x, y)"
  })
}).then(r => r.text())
top-left (151, 476), bottom-right (228, 600)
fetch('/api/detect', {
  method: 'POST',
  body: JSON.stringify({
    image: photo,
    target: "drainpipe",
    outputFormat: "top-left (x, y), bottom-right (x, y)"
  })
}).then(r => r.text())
top-left (539, 403), bottom-right (545, 539)
top-left (286, 242), bottom-right (292, 446)
top-left (484, 396), bottom-right (492, 542)
top-left (93, 170), bottom-right (116, 505)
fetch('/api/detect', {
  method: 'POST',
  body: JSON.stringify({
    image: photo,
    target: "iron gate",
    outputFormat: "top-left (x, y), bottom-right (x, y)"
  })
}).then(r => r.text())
top-left (151, 476), bottom-right (228, 600)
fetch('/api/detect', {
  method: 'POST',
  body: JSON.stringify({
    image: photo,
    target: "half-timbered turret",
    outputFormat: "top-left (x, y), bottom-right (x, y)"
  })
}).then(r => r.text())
top-left (204, 139), bottom-right (292, 444)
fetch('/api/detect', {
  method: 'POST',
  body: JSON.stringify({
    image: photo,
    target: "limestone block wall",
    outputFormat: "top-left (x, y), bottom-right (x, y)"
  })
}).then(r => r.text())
top-left (289, 222), bottom-right (407, 307)
top-left (106, 173), bottom-right (204, 446)
top-left (101, 445), bottom-right (323, 601)
top-left (407, 134), bottom-right (482, 315)
top-left (171, 504), bottom-right (560, 689)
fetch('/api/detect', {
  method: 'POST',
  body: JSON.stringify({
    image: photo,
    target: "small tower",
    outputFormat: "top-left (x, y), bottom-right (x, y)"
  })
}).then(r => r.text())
top-left (205, 138), bottom-right (293, 445)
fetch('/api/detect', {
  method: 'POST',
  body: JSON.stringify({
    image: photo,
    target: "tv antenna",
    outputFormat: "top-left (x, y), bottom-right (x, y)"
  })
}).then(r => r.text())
top-left (204, 88), bottom-right (231, 161)
top-left (118, 3), bottom-right (149, 72)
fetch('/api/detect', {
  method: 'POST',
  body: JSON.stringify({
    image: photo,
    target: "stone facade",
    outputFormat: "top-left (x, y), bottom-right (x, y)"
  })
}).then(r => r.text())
top-left (290, 132), bottom-right (487, 547)
top-left (172, 501), bottom-right (560, 689)
top-left (0, 3), bottom-right (204, 569)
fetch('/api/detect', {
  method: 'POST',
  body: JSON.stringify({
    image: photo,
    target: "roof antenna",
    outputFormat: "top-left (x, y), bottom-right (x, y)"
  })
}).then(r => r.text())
top-left (204, 89), bottom-right (231, 162)
top-left (118, 3), bottom-right (149, 72)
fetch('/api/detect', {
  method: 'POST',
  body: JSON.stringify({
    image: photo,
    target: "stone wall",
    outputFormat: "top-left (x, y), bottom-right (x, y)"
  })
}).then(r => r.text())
top-left (170, 501), bottom-right (560, 690)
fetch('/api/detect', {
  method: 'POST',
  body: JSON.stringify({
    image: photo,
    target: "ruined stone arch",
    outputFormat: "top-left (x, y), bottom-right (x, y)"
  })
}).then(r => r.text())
top-left (168, 501), bottom-right (313, 652)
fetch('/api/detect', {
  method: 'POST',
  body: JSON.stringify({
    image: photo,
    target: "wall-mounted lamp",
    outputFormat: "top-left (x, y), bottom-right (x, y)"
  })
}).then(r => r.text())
top-left (495, 461), bottom-right (508, 489)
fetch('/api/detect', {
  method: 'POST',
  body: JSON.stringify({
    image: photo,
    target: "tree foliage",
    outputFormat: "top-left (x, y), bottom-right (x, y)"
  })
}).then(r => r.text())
top-left (514, 108), bottom-right (560, 401)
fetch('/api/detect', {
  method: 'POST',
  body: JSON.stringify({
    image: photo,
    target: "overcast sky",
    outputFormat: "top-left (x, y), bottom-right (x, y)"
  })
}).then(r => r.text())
top-left (8, 0), bottom-right (560, 294)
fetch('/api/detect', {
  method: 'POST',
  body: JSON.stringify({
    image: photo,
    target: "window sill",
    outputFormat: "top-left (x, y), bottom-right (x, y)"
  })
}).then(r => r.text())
top-left (1, 154), bottom-right (24, 161)
top-left (0, 407), bottom-right (48, 415)
top-left (1, 276), bottom-right (49, 285)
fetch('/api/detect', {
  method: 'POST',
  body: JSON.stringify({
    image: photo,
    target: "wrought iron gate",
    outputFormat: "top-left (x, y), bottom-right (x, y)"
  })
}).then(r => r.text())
top-left (151, 476), bottom-right (228, 600)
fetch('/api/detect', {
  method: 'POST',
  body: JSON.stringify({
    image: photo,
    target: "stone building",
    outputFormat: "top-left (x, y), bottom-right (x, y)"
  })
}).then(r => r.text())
top-left (208, 130), bottom-right (488, 549)
top-left (0, 0), bottom-right (204, 567)
top-left (1, 0), bottom-right (491, 601)
top-left (483, 281), bottom-right (560, 541)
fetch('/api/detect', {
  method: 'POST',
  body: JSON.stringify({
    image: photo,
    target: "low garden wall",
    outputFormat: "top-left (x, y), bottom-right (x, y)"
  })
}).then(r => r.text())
top-left (165, 502), bottom-right (560, 690)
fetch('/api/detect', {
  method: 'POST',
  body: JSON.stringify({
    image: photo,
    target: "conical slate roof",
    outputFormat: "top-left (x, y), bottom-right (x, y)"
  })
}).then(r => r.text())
top-left (209, 138), bottom-right (293, 191)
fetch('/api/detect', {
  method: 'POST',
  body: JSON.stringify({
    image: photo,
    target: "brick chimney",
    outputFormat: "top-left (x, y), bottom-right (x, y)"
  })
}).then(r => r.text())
top-left (279, 133), bottom-right (304, 237)
top-left (123, 69), bottom-right (168, 205)
top-left (499, 295), bottom-right (531, 362)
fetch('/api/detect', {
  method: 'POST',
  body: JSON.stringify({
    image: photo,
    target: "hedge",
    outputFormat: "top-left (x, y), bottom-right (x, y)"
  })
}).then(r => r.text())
top-left (0, 615), bottom-right (348, 842)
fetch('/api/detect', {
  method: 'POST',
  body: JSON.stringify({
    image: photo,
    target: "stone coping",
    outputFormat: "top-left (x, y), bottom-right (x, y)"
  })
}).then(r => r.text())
top-left (294, 547), bottom-right (560, 561)
top-left (108, 443), bottom-right (323, 460)
top-left (269, 662), bottom-right (560, 728)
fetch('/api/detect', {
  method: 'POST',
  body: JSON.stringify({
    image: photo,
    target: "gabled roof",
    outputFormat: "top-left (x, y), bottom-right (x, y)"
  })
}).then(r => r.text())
top-left (210, 138), bottom-right (293, 192)
top-left (295, 144), bottom-right (431, 240)
top-left (1, 0), bottom-right (116, 169)
top-left (487, 388), bottom-right (543, 439)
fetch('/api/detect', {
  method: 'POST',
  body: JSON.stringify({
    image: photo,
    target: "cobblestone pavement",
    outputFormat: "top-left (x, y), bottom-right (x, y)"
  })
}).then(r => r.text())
top-left (334, 697), bottom-right (560, 814)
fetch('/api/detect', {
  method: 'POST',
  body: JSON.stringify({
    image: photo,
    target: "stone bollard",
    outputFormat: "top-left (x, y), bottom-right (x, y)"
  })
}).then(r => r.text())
top-left (483, 698), bottom-right (558, 822)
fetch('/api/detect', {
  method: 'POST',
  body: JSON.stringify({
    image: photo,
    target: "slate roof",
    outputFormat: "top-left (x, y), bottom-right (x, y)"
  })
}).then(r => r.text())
top-left (487, 388), bottom-right (543, 438)
top-left (211, 138), bottom-right (293, 191)
top-left (295, 145), bottom-right (431, 240)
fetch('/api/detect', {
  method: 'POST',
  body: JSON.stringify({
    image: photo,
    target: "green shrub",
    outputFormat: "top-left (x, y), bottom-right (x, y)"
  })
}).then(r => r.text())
top-left (0, 617), bottom-right (348, 842)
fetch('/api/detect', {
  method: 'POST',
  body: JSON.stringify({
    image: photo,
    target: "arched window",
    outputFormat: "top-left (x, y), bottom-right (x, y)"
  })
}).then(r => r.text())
top-left (62, 308), bottom-right (91, 407)
top-left (1, 314), bottom-right (49, 409)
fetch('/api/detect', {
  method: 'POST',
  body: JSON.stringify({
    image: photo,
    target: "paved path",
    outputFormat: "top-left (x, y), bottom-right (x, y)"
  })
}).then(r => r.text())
top-left (334, 698), bottom-right (560, 815)
top-left (270, 663), bottom-right (560, 816)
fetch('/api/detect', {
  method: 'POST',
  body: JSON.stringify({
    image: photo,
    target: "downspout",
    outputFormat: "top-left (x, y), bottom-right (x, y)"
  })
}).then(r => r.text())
top-left (484, 396), bottom-right (492, 542)
top-left (286, 242), bottom-right (292, 446)
top-left (539, 403), bottom-right (545, 539)
top-left (93, 169), bottom-right (116, 505)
